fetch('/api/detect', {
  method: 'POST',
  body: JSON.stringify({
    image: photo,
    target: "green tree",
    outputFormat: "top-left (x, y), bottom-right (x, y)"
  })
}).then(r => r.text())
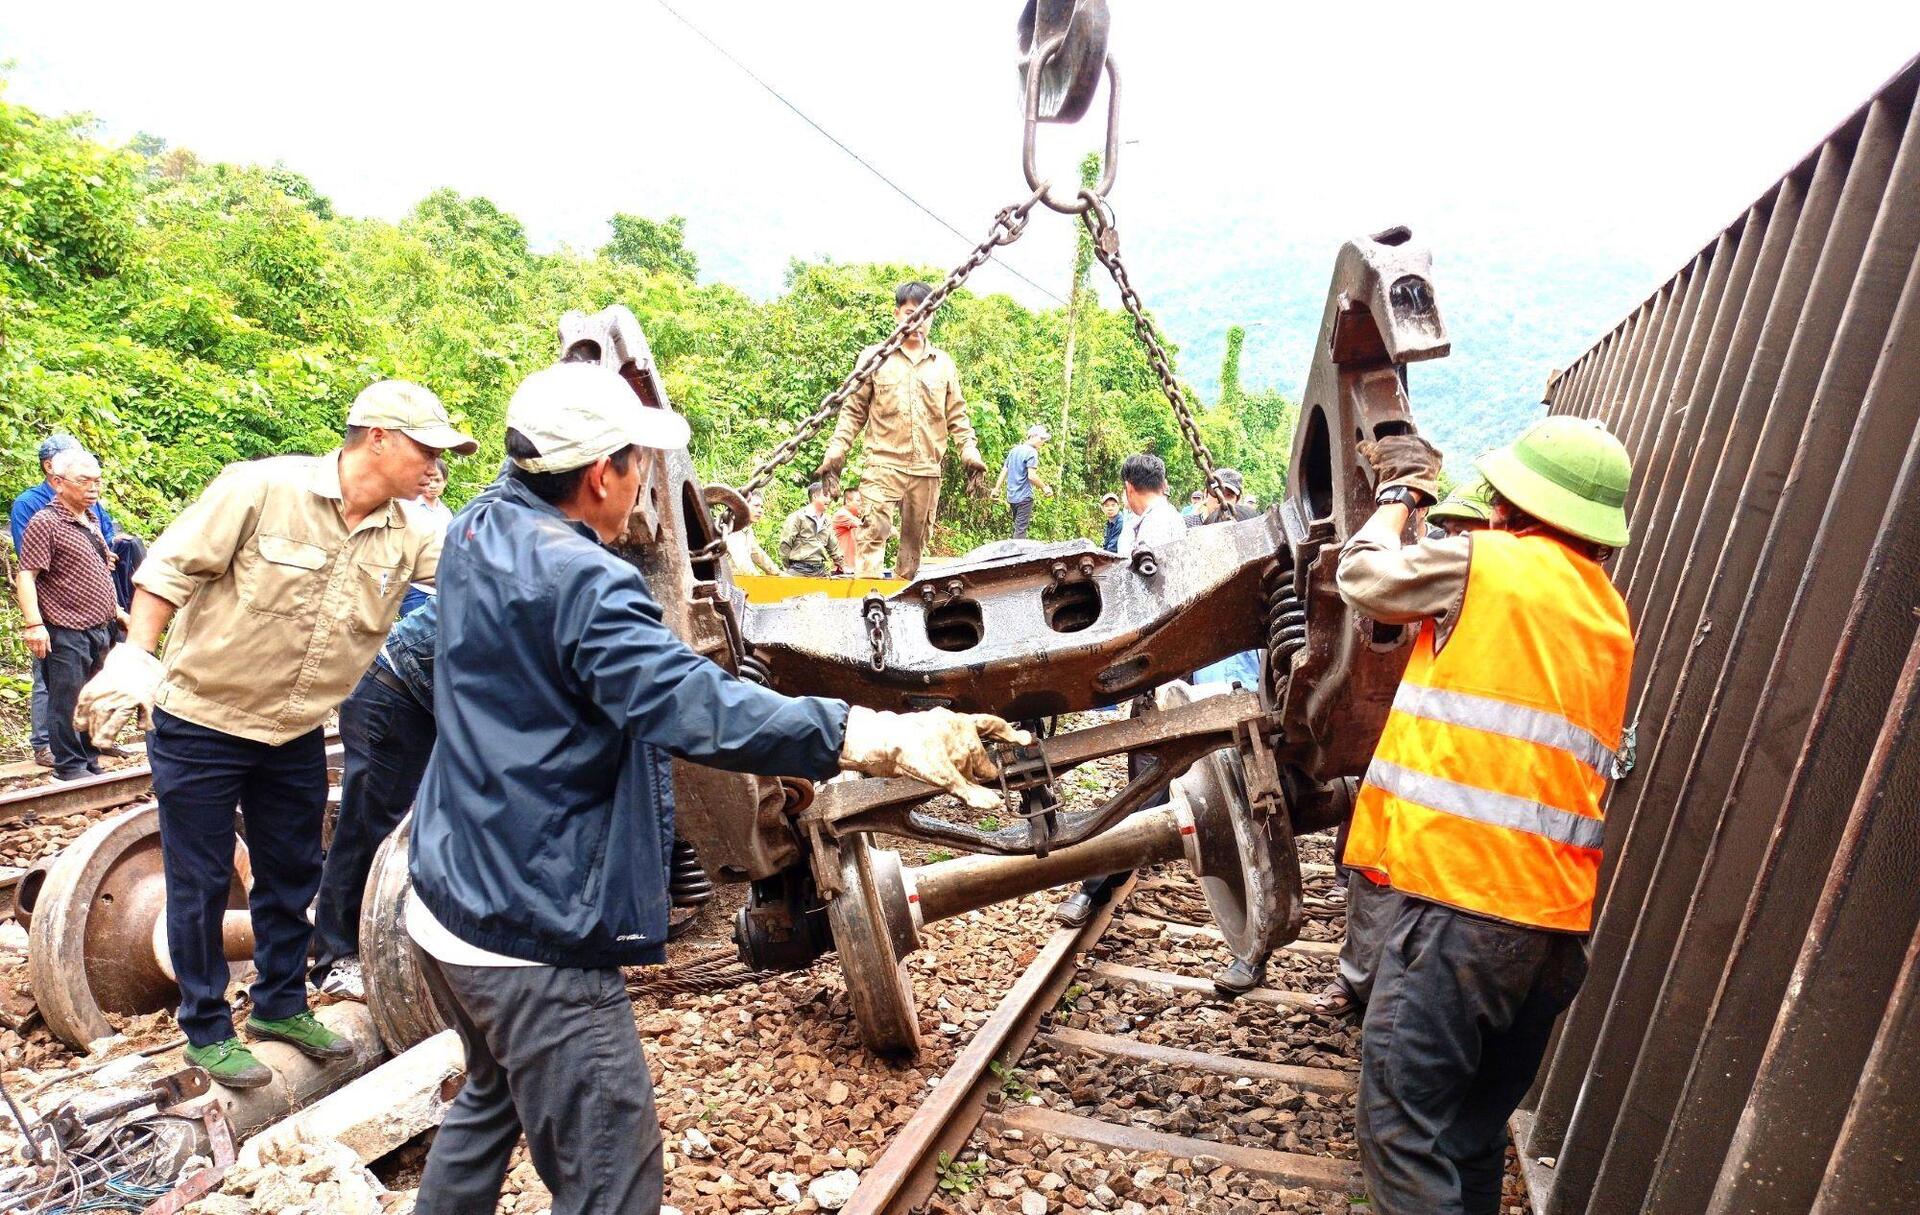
top-left (601, 213), bottom-right (698, 280)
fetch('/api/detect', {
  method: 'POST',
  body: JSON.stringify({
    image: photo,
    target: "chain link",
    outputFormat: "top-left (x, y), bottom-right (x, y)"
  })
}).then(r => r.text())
top-left (1078, 192), bottom-right (1221, 493)
top-left (735, 187), bottom-right (1050, 502)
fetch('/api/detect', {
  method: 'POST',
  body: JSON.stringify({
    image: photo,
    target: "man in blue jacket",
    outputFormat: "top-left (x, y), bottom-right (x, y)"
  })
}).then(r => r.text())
top-left (406, 363), bottom-right (1025, 1214)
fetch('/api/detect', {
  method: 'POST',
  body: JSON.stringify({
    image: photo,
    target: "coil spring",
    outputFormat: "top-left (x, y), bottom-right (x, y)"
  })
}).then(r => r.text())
top-left (737, 652), bottom-right (772, 687)
top-left (1264, 561), bottom-right (1307, 696)
top-left (669, 837), bottom-right (716, 908)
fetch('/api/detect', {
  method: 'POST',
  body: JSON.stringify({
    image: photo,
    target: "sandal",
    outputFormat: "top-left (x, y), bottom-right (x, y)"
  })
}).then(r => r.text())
top-left (1310, 981), bottom-right (1361, 1018)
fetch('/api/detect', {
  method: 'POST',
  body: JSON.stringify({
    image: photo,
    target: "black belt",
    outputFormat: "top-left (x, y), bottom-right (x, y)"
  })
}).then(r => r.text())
top-left (368, 662), bottom-right (424, 708)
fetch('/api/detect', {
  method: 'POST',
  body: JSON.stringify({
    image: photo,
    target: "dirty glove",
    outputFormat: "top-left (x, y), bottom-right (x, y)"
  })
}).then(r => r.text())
top-left (839, 706), bottom-right (1033, 811)
top-left (1358, 435), bottom-right (1443, 506)
top-left (76, 643), bottom-right (165, 747)
top-left (961, 446), bottom-right (990, 499)
top-left (815, 443), bottom-right (849, 497)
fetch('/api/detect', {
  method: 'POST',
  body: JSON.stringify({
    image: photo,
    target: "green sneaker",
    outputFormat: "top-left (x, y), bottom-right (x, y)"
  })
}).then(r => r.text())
top-left (184, 1037), bottom-right (273, 1089)
top-left (246, 1010), bottom-right (353, 1060)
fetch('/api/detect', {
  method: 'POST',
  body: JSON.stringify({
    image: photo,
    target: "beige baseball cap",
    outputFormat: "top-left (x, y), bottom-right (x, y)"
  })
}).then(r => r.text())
top-left (505, 363), bottom-right (691, 473)
top-left (347, 381), bottom-right (479, 455)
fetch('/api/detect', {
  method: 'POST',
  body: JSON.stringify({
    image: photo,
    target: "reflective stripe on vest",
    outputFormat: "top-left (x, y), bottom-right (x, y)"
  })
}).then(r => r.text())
top-left (1363, 758), bottom-right (1607, 852)
top-left (1392, 684), bottom-right (1617, 778)
top-left (1342, 530), bottom-right (1633, 933)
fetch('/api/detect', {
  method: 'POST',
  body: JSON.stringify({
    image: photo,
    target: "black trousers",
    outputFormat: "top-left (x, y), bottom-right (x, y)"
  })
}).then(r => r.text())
top-left (149, 709), bottom-right (328, 1047)
top-left (1009, 497), bottom-right (1035, 539)
top-left (42, 624), bottom-right (111, 779)
top-left (109, 534), bottom-right (145, 611)
top-left (1357, 890), bottom-right (1587, 1215)
top-left (415, 952), bottom-right (664, 1215)
top-left (312, 669), bottom-right (436, 969)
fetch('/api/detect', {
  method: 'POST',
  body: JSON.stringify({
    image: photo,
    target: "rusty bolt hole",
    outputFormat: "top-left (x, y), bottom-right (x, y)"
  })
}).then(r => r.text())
top-left (926, 597), bottom-right (984, 652)
top-left (1042, 579), bottom-right (1101, 634)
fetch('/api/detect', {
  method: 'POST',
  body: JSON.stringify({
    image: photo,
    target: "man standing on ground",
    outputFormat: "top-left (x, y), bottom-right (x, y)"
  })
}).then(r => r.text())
top-left (15, 449), bottom-right (120, 782)
top-left (1337, 421), bottom-right (1633, 1215)
top-left (1055, 453), bottom-right (1190, 929)
top-left (724, 492), bottom-right (783, 576)
top-left (74, 381), bottom-right (476, 1089)
top-left (1312, 474), bottom-right (1495, 1021)
top-left (777, 481), bottom-right (838, 575)
top-left (12, 435), bottom-right (120, 768)
top-left (815, 281), bottom-right (986, 580)
top-left (405, 363), bottom-right (1025, 1214)
top-left (830, 484), bottom-right (864, 573)
top-left (1182, 489), bottom-right (1204, 522)
top-left (997, 424), bottom-right (1052, 539)
top-left (399, 457), bottom-right (453, 617)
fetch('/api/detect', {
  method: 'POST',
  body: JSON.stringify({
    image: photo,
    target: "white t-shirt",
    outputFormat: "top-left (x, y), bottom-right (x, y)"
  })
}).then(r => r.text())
top-left (405, 887), bottom-right (537, 968)
top-left (1119, 497), bottom-right (1185, 556)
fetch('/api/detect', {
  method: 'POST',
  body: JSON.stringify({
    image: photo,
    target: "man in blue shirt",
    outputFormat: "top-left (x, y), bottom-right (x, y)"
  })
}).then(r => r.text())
top-left (309, 596), bottom-right (439, 999)
top-left (406, 363), bottom-right (1026, 1214)
top-left (11, 435), bottom-right (118, 767)
top-left (997, 424), bottom-right (1052, 540)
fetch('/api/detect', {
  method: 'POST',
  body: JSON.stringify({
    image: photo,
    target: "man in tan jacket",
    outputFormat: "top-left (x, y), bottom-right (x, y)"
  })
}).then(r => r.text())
top-left (815, 282), bottom-right (986, 580)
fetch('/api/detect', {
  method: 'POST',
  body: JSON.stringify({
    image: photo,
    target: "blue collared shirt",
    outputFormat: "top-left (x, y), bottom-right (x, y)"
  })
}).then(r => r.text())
top-left (10, 482), bottom-right (115, 554)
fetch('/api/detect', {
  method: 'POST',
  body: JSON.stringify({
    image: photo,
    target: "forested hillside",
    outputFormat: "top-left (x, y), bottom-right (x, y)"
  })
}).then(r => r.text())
top-left (0, 84), bottom-right (1296, 572)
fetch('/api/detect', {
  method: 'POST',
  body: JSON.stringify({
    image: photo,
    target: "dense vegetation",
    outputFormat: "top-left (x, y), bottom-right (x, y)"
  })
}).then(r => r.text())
top-left (0, 87), bottom-right (1296, 553)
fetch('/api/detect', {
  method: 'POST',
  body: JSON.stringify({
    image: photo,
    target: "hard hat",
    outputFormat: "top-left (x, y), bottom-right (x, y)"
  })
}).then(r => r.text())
top-left (1476, 417), bottom-right (1632, 548)
top-left (1427, 475), bottom-right (1497, 525)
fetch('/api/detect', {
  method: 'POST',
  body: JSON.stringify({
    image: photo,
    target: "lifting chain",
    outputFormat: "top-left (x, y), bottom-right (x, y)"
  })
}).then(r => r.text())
top-left (734, 186), bottom-right (1050, 503)
top-left (1078, 191), bottom-right (1222, 494)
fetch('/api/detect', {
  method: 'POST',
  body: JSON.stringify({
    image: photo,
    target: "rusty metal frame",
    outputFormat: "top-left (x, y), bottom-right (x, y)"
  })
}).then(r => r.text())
top-left (1515, 54), bottom-right (1920, 1215)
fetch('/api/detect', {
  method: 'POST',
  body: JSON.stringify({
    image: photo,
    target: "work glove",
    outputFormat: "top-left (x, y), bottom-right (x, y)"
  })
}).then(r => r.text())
top-left (1358, 434), bottom-right (1443, 506)
top-left (839, 706), bottom-right (1033, 811)
top-left (961, 446), bottom-right (989, 499)
top-left (76, 643), bottom-right (165, 747)
top-left (815, 443), bottom-right (849, 498)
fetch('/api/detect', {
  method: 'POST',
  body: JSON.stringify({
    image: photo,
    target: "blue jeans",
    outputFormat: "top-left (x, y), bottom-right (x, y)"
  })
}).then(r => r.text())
top-left (149, 709), bottom-right (328, 1047)
top-left (29, 655), bottom-right (48, 751)
top-left (312, 667), bottom-right (436, 968)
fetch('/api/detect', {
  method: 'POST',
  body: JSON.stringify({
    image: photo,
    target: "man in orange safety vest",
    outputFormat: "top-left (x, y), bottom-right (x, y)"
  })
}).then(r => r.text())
top-left (1335, 418), bottom-right (1635, 1215)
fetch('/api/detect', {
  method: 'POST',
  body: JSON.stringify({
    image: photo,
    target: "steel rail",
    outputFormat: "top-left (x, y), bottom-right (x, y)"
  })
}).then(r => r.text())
top-left (0, 735), bottom-right (346, 826)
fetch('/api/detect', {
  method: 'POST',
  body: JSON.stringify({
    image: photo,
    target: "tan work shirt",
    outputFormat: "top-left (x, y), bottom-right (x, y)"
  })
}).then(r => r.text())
top-left (828, 342), bottom-right (978, 477)
top-left (134, 450), bottom-right (442, 744)
top-left (1336, 513), bottom-right (1473, 644)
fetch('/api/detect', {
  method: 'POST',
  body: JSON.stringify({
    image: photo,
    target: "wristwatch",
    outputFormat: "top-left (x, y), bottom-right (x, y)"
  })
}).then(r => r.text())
top-left (1375, 485), bottom-right (1430, 510)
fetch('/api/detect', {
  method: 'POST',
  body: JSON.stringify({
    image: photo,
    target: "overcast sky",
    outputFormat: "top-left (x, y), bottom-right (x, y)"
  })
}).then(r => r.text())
top-left (5, 2), bottom-right (1917, 408)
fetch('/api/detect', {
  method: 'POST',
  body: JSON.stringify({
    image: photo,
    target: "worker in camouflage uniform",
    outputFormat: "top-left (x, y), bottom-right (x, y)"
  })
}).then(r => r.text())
top-left (816, 282), bottom-right (986, 580)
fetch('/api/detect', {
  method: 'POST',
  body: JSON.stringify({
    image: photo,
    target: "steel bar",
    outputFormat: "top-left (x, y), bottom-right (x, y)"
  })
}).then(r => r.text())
top-left (1640, 116), bottom-right (1920, 1210)
top-left (1809, 913), bottom-right (1920, 1213)
top-left (1619, 237), bottom-right (1726, 566)
top-left (1704, 607), bottom-right (1920, 1212)
top-left (1615, 215), bottom-right (1759, 601)
top-left (1524, 93), bottom-right (1906, 1165)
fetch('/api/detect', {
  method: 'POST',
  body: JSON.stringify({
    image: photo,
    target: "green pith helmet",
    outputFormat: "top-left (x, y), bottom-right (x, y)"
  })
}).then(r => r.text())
top-left (1476, 417), bottom-right (1633, 548)
top-left (1428, 475), bottom-right (1497, 525)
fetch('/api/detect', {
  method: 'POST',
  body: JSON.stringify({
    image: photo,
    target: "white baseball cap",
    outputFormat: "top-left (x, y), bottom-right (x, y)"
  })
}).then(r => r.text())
top-left (505, 363), bottom-right (691, 472)
top-left (347, 381), bottom-right (479, 455)
top-left (1026, 424), bottom-right (1052, 442)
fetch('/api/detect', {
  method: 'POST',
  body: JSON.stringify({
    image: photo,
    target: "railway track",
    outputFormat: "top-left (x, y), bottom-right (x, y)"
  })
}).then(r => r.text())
top-left (845, 852), bottom-right (1368, 1215)
top-left (0, 735), bottom-right (345, 903)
